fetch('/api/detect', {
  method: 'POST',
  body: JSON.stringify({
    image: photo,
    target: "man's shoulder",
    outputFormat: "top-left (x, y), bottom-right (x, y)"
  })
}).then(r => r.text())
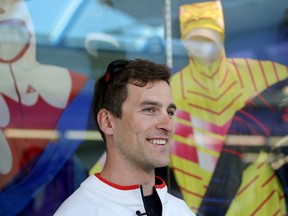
top-left (166, 193), bottom-right (196, 216)
top-left (53, 175), bottom-right (100, 215)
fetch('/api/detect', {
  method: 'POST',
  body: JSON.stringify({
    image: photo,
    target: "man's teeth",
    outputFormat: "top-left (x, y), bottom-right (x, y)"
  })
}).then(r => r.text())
top-left (150, 139), bottom-right (166, 145)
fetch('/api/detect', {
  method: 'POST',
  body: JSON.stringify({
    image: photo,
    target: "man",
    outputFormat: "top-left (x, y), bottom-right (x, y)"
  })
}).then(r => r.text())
top-left (54, 59), bottom-right (195, 215)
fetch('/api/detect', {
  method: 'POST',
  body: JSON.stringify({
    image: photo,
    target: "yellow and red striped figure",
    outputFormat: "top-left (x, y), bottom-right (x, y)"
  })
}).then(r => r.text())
top-left (170, 1), bottom-right (288, 215)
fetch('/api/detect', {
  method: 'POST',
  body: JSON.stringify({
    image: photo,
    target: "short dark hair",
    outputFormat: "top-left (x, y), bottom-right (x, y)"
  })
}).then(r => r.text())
top-left (93, 59), bottom-right (172, 141)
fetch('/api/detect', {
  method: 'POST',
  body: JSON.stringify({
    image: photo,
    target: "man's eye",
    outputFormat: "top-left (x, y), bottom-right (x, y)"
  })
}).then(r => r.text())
top-left (144, 107), bottom-right (155, 113)
top-left (168, 110), bottom-right (175, 117)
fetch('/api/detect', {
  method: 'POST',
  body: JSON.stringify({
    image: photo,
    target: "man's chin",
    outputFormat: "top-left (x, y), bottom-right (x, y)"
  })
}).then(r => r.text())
top-left (155, 159), bottom-right (170, 169)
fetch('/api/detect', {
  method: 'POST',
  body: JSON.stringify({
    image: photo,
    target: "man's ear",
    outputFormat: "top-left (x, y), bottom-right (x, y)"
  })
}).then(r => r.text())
top-left (97, 108), bottom-right (114, 135)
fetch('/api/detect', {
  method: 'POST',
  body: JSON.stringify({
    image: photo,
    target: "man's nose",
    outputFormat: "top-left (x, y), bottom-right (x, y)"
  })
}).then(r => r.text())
top-left (156, 112), bottom-right (175, 133)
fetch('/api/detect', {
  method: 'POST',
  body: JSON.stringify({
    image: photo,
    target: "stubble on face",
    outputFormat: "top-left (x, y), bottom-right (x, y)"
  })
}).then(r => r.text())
top-left (111, 81), bottom-right (176, 172)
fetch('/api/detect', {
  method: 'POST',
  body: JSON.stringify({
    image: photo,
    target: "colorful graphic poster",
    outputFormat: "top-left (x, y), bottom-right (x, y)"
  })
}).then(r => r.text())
top-left (170, 1), bottom-right (288, 215)
top-left (0, 1), bottom-right (94, 215)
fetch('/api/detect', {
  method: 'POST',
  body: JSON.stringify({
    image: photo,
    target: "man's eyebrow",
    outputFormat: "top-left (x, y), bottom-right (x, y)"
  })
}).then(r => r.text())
top-left (139, 100), bottom-right (161, 107)
top-left (139, 100), bottom-right (177, 110)
top-left (169, 103), bottom-right (177, 110)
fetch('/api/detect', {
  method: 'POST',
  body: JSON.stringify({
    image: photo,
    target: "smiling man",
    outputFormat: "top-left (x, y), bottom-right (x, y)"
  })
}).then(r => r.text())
top-left (54, 59), bottom-right (195, 216)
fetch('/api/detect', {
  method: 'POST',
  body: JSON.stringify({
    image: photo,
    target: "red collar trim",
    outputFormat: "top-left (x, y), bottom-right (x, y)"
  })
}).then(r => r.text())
top-left (95, 173), bottom-right (139, 190)
top-left (95, 173), bottom-right (166, 190)
top-left (155, 176), bottom-right (166, 189)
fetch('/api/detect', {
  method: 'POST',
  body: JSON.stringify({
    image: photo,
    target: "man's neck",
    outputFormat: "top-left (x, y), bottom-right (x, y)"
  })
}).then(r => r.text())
top-left (100, 161), bottom-right (156, 196)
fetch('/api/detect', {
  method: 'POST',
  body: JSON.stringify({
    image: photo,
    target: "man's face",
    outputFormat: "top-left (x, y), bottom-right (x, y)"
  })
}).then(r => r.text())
top-left (111, 80), bottom-right (176, 171)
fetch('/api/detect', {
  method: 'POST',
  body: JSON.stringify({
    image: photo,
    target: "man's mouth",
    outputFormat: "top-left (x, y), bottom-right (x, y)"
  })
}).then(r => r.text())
top-left (147, 139), bottom-right (167, 145)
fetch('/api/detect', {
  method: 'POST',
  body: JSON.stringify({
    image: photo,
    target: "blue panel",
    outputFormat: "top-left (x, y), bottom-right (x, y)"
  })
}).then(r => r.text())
top-left (63, 0), bottom-right (164, 53)
top-left (64, 0), bottom-right (136, 48)
top-left (26, 0), bottom-right (84, 45)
